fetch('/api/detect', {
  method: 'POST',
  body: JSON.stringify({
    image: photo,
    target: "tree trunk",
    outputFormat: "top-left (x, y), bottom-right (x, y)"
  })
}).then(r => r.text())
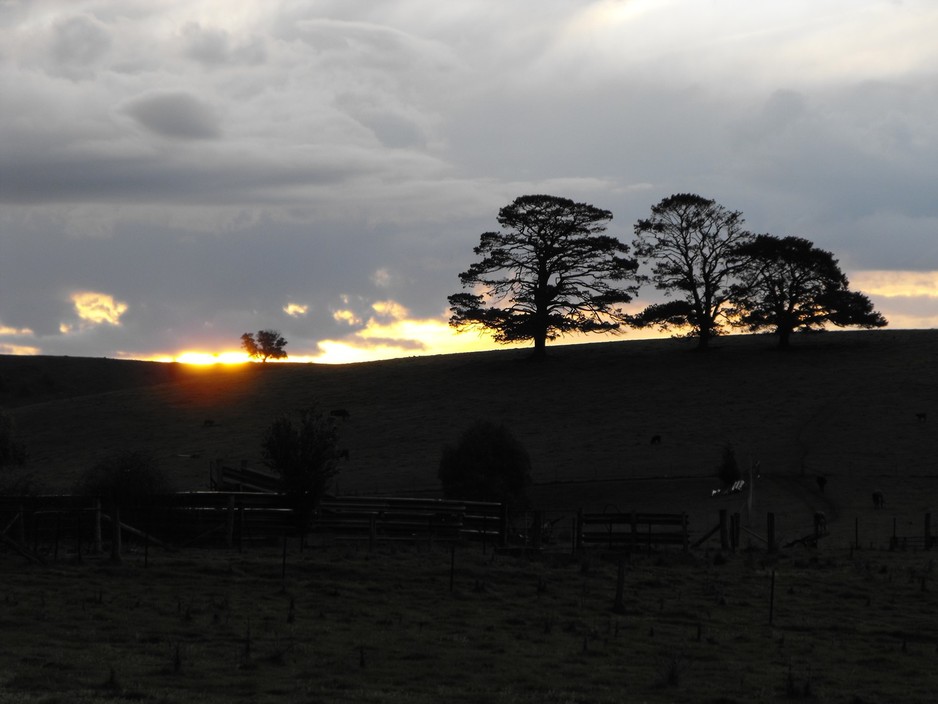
top-left (531, 334), bottom-right (547, 360)
top-left (778, 327), bottom-right (791, 349)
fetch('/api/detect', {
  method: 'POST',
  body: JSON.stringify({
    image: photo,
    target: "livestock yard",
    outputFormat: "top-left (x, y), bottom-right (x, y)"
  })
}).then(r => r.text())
top-left (1, 330), bottom-right (937, 701)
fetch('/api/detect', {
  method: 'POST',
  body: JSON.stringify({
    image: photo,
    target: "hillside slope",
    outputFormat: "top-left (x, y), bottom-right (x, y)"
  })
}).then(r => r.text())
top-left (6, 331), bottom-right (936, 508)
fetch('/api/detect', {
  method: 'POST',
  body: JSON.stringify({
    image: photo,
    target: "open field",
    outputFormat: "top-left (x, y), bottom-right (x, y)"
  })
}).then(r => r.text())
top-left (2, 331), bottom-right (938, 701)
top-left (1, 542), bottom-right (937, 703)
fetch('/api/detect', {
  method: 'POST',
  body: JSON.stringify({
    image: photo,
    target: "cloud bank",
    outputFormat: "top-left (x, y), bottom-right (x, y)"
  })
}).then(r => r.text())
top-left (1, 1), bottom-right (936, 362)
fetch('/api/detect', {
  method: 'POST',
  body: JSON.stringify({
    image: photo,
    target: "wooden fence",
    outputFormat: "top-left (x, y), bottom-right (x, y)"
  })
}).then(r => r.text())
top-left (575, 510), bottom-right (690, 552)
top-left (0, 493), bottom-right (506, 558)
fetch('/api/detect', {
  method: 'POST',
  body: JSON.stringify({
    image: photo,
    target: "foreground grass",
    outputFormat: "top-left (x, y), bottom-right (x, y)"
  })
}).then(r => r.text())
top-left (1, 541), bottom-right (936, 703)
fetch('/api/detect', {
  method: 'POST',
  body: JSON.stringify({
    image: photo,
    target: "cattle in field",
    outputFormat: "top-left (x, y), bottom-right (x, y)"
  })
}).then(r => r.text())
top-left (816, 476), bottom-right (827, 493)
top-left (330, 408), bottom-right (351, 420)
top-left (872, 490), bottom-right (885, 509)
top-left (916, 412), bottom-right (927, 422)
top-left (814, 512), bottom-right (828, 536)
top-left (650, 434), bottom-right (662, 445)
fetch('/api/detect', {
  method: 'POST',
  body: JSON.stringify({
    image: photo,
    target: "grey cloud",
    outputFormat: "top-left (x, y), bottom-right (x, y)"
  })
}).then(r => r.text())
top-left (3, 1), bottom-right (937, 361)
top-left (181, 22), bottom-right (267, 66)
top-left (50, 15), bottom-right (111, 79)
top-left (335, 93), bottom-right (426, 149)
top-left (123, 91), bottom-right (222, 140)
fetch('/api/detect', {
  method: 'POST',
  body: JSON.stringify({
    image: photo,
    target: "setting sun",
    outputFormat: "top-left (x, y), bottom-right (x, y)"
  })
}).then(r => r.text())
top-left (169, 351), bottom-right (251, 365)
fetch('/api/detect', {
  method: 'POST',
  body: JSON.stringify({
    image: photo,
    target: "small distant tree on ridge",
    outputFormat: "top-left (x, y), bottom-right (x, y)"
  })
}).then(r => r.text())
top-left (241, 330), bottom-right (288, 362)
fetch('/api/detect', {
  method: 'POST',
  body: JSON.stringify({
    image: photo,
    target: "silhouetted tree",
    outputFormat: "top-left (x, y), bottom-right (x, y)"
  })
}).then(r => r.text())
top-left (75, 450), bottom-right (174, 563)
top-left (262, 408), bottom-right (341, 536)
top-left (438, 421), bottom-right (532, 511)
top-left (0, 409), bottom-right (26, 469)
top-left (631, 194), bottom-right (752, 349)
top-left (731, 235), bottom-right (887, 348)
top-left (241, 330), bottom-right (288, 362)
top-left (449, 195), bottom-right (639, 359)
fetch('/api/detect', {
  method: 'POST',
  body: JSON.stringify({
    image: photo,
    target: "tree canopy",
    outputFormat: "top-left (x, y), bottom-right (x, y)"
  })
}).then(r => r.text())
top-left (241, 330), bottom-right (288, 362)
top-left (731, 234), bottom-right (887, 347)
top-left (448, 194), bottom-right (639, 358)
top-left (631, 193), bottom-right (751, 349)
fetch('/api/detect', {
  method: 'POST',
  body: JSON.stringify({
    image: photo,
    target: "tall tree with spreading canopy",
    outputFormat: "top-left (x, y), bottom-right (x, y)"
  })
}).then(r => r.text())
top-left (731, 234), bottom-right (887, 348)
top-left (448, 194), bottom-right (639, 359)
top-left (241, 330), bottom-right (288, 362)
top-left (631, 194), bottom-right (752, 349)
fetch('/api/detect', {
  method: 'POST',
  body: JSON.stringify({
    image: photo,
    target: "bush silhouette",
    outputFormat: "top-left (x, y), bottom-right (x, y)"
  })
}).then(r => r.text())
top-left (0, 409), bottom-right (26, 469)
top-left (718, 444), bottom-right (741, 487)
top-left (75, 450), bottom-right (174, 562)
top-left (438, 421), bottom-right (532, 510)
top-left (261, 408), bottom-right (341, 535)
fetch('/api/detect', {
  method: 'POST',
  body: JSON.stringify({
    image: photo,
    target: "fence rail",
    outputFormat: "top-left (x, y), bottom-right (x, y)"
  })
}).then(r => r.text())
top-left (0, 493), bottom-right (505, 555)
top-left (575, 510), bottom-right (690, 552)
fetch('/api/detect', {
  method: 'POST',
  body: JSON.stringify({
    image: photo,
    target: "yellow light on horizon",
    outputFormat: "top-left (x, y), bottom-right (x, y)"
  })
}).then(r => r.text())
top-left (172, 351), bottom-right (251, 365)
top-left (852, 270), bottom-right (938, 298)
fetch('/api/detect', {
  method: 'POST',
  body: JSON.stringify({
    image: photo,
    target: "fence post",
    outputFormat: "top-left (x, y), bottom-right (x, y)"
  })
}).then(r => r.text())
top-left (732, 513), bottom-right (740, 551)
top-left (54, 511), bottom-right (62, 561)
top-left (612, 557), bottom-right (626, 614)
top-left (238, 504), bottom-right (245, 553)
top-left (76, 505), bottom-right (83, 563)
top-left (767, 512), bottom-right (777, 553)
top-left (226, 495), bottom-right (235, 549)
top-left (630, 511), bottom-right (637, 553)
top-left (16, 504), bottom-right (26, 547)
top-left (482, 511), bottom-right (487, 555)
top-left (769, 569), bottom-right (776, 626)
top-left (94, 499), bottom-right (103, 553)
top-left (532, 510), bottom-right (543, 549)
top-left (499, 504), bottom-right (509, 547)
top-left (926, 513), bottom-right (932, 550)
top-left (719, 509), bottom-right (728, 549)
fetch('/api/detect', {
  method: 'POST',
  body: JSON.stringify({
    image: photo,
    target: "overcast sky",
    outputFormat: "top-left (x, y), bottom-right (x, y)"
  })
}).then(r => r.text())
top-left (2, 0), bottom-right (936, 363)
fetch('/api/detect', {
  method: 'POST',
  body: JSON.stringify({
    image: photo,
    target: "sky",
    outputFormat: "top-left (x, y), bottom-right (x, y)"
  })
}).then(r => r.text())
top-left (2, 0), bottom-right (937, 364)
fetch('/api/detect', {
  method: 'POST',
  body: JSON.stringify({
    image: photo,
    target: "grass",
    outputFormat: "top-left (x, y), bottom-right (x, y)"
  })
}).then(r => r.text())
top-left (1, 541), bottom-right (937, 703)
top-left (2, 329), bottom-right (937, 701)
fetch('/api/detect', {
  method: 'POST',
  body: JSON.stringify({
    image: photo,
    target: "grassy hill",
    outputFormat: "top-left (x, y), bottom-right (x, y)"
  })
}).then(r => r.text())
top-left (3, 330), bottom-right (937, 547)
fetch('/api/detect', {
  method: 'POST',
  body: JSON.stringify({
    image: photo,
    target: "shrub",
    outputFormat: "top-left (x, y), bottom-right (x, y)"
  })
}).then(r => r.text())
top-left (0, 408), bottom-right (27, 469)
top-left (75, 450), bottom-right (174, 504)
top-left (74, 450), bottom-right (174, 563)
top-left (261, 408), bottom-right (341, 533)
top-left (438, 421), bottom-right (532, 510)
top-left (718, 444), bottom-right (741, 487)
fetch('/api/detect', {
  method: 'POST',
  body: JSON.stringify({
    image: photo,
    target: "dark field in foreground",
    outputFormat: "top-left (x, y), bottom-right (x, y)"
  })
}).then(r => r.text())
top-left (1, 542), bottom-right (937, 704)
